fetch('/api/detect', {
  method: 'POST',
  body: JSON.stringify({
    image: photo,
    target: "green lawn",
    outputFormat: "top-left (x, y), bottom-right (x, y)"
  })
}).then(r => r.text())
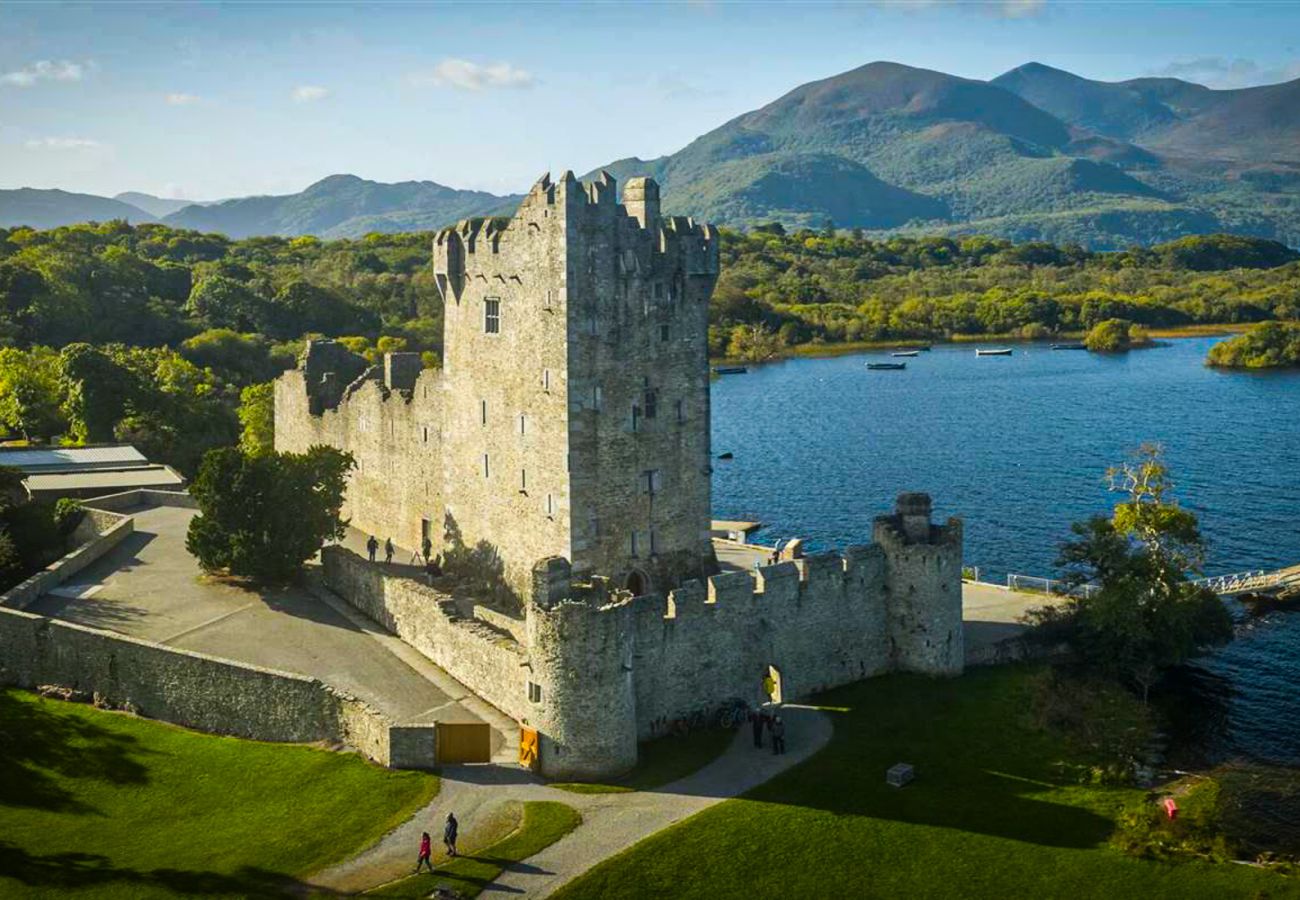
top-left (549, 726), bottom-right (737, 794)
top-left (554, 666), bottom-right (1300, 900)
top-left (368, 800), bottom-right (581, 898)
top-left (0, 688), bottom-right (438, 899)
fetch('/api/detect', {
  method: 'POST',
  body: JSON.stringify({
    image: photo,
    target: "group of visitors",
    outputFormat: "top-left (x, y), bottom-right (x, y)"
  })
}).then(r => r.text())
top-left (414, 812), bottom-right (459, 874)
top-left (749, 708), bottom-right (787, 755)
top-left (364, 533), bottom-right (443, 585)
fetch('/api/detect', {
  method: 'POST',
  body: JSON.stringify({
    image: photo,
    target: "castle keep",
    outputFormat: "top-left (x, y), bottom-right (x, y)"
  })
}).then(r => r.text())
top-left (276, 172), bottom-right (718, 600)
top-left (276, 173), bottom-right (964, 780)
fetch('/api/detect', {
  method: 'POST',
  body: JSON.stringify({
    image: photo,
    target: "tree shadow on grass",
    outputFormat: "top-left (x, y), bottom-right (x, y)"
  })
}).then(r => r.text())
top-left (0, 841), bottom-right (330, 898)
top-left (0, 691), bottom-right (152, 814)
top-left (747, 691), bottom-right (1118, 850)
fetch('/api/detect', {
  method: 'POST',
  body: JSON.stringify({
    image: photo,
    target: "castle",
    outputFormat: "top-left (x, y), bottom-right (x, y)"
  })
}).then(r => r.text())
top-left (276, 172), bottom-right (964, 780)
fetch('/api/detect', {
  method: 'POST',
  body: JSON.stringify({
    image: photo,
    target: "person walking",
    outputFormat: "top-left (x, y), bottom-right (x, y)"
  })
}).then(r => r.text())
top-left (750, 708), bottom-right (764, 749)
top-left (414, 831), bottom-right (434, 873)
top-left (421, 534), bottom-right (433, 563)
top-left (384, 537), bottom-right (394, 565)
top-left (366, 535), bottom-right (378, 563)
top-left (771, 715), bottom-right (786, 755)
top-left (443, 812), bottom-right (459, 857)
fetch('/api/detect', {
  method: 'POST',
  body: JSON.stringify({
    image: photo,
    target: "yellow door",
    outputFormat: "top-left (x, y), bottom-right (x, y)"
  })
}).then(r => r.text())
top-left (436, 722), bottom-right (492, 764)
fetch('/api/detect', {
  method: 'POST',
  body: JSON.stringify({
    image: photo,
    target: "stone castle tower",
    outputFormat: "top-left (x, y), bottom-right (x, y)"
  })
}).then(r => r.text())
top-left (282, 172), bottom-right (965, 781)
top-left (276, 172), bottom-right (720, 601)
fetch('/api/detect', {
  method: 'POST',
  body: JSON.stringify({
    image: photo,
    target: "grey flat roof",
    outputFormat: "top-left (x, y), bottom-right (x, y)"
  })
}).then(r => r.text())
top-left (25, 466), bottom-right (184, 492)
top-left (0, 445), bottom-right (148, 472)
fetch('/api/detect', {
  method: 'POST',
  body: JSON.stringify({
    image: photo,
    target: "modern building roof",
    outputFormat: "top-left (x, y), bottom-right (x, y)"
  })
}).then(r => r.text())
top-left (0, 445), bottom-right (149, 473)
top-left (0, 444), bottom-right (186, 500)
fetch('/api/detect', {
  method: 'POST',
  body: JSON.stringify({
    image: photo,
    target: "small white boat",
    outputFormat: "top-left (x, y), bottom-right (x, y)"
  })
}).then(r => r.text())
top-left (891, 350), bottom-right (919, 358)
top-left (975, 348), bottom-right (1013, 357)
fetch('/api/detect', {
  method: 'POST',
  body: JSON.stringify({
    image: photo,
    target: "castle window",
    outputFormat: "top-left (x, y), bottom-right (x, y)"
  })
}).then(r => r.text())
top-left (483, 454), bottom-right (490, 478)
top-left (643, 387), bottom-right (658, 419)
top-left (631, 403), bottom-right (640, 433)
top-left (649, 528), bottom-right (658, 555)
top-left (644, 469), bottom-right (661, 496)
top-left (591, 385), bottom-right (603, 412)
top-left (629, 531), bottom-right (639, 558)
top-left (653, 282), bottom-right (664, 299)
top-left (484, 297), bottom-right (501, 334)
top-left (544, 493), bottom-right (554, 517)
top-left (542, 369), bottom-right (551, 393)
top-left (660, 323), bottom-right (670, 342)
top-left (481, 399), bottom-right (487, 425)
top-left (675, 399), bottom-right (684, 424)
top-left (588, 311), bottom-right (598, 336)
top-left (589, 514), bottom-right (600, 539)
top-left (422, 425), bottom-right (429, 443)
top-left (520, 469), bottom-right (527, 492)
top-left (519, 413), bottom-right (527, 435)
top-left (544, 289), bottom-right (554, 311)
top-left (527, 681), bottom-right (542, 704)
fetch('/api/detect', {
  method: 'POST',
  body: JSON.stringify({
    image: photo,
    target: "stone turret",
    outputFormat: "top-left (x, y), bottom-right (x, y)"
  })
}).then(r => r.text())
top-left (526, 558), bottom-right (637, 780)
top-left (873, 492), bottom-right (964, 675)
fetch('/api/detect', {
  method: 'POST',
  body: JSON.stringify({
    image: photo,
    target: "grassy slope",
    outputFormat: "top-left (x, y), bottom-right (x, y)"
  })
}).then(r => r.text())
top-left (0, 688), bottom-right (438, 899)
top-left (554, 667), bottom-right (1299, 900)
top-left (369, 800), bottom-right (581, 899)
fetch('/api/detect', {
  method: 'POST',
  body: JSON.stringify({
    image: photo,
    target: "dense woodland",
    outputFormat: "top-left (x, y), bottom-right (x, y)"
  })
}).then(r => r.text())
top-left (0, 220), bottom-right (1297, 474)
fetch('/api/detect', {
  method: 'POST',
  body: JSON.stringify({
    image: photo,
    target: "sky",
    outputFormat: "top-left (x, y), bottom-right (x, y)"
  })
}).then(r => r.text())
top-left (2, 0), bottom-right (1299, 201)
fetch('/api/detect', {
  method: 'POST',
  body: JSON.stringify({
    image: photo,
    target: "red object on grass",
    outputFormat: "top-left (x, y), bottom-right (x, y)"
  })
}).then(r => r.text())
top-left (1163, 797), bottom-right (1178, 820)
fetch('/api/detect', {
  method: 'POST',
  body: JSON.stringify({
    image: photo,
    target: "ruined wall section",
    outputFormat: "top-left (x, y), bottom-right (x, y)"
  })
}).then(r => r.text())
top-left (275, 356), bottom-right (444, 554)
top-left (434, 181), bottom-right (573, 600)
top-left (563, 173), bottom-right (720, 592)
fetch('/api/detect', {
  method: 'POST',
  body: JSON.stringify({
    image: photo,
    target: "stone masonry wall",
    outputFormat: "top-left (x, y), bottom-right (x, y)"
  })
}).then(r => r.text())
top-left (322, 546), bottom-right (529, 723)
top-left (275, 366), bottom-right (445, 559)
top-left (0, 606), bottom-right (429, 769)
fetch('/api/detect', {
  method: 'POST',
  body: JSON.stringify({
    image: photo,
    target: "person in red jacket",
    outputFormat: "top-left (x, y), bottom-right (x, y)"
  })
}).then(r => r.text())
top-left (414, 831), bottom-right (434, 873)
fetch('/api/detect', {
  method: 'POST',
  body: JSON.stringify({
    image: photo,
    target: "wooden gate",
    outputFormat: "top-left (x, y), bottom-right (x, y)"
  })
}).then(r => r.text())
top-left (519, 727), bottom-right (539, 771)
top-left (435, 722), bottom-right (491, 764)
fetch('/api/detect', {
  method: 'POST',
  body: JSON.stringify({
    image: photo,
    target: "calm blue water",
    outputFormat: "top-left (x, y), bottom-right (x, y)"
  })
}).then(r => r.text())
top-left (711, 337), bottom-right (1300, 764)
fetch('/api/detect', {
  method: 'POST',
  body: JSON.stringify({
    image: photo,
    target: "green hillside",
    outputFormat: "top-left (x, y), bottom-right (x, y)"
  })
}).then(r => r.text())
top-left (160, 174), bottom-right (518, 239)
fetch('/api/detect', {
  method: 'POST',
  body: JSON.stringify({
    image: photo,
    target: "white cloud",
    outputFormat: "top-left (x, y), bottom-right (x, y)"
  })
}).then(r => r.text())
top-left (1, 59), bottom-right (87, 87)
top-left (410, 59), bottom-right (536, 92)
top-left (165, 92), bottom-right (200, 106)
top-left (1147, 56), bottom-right (1300, 89)
top-left (23, 137), bottom-right (105, 151)
top-left (995, 0), bottom-right (1044, 19)
top-left (291, 85), bottom-right (329, 102)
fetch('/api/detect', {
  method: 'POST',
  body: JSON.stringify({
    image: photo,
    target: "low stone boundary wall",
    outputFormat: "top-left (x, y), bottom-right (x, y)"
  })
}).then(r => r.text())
top-left (0, 509), bottom-right (134, 611)
top-left (84, 488), bottom-right (197, 512)
top-left (0, 605), bottom-right (434, 768)
top-left (323, 546), bottom-right (527, 723)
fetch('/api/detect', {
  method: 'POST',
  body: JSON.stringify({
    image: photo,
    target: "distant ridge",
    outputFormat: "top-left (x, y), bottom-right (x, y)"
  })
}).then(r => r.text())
top-left (4, 59), bottom-right (1298, 248)
top-left (159, 174), bottom-right (521, 239)
top-left (0, 188), bottom-right (155, 229)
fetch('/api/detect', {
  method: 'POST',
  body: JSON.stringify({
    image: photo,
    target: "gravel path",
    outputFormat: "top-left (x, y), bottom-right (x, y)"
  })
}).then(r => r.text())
top-left (308, 703), bottom-right (832, 896)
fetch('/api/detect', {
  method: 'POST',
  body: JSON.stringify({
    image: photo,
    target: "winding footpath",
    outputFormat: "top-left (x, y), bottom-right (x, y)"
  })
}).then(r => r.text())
top-left (309, 704), bottom-right (832, 897)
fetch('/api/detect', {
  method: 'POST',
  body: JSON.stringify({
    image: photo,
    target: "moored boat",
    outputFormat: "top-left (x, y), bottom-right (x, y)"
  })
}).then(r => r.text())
top-left (1051, 343), bottom-right (1087, 350)
top-left (867, 362), bottom-right (907, 370)
top-left (891, 350), bottom-right (919, 357)
top-left (975, 348), bottom-right (1013, 356)
top-left (712, 365), bottom-right (748, 375)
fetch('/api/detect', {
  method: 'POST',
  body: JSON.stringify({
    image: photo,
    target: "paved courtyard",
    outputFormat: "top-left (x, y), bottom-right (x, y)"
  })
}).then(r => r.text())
top-left (28, 504), bottom-right (505, 742)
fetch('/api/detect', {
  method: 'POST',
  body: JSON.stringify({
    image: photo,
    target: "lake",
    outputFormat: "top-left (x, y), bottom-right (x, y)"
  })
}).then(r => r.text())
top-left (711, 336), bottom-right (1300, 765)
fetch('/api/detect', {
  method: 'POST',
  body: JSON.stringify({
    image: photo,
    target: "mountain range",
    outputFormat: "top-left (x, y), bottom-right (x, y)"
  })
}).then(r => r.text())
top-left (3, 61), bottom-right (1298, 248)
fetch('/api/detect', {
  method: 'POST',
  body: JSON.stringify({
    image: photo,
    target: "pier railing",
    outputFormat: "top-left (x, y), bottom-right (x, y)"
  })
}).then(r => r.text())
top-left (1006, 573), bottom-right (1101, 599)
